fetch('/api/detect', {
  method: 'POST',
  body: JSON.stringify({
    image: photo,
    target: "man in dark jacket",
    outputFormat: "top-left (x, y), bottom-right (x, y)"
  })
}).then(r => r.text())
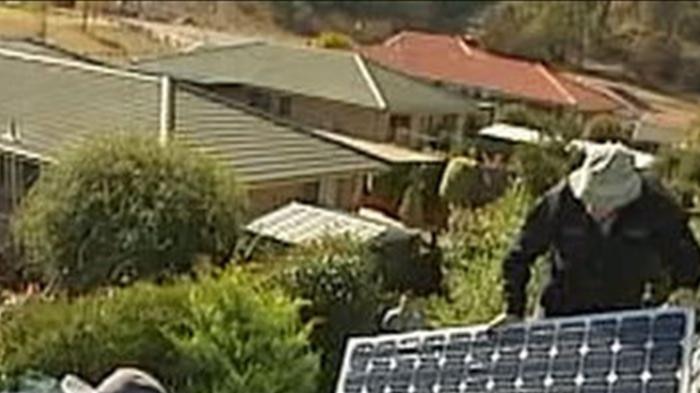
top-left (491, 143), bottom-right (700, 326)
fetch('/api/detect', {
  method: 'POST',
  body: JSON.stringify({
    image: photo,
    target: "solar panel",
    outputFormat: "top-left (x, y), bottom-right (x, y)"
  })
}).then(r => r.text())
top-left (336, 308), bottom-right (694, 393)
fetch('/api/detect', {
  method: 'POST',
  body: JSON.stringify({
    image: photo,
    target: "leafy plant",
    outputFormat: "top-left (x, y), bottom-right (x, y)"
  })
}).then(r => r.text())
top-left (310, 31), bottom-right (354, 49)
top-left (11, 134), bottom-right (246, 293)
top-left (511, 142), bottom-right (580, 196)
top-left (653, 147), bottom-right (700, 207)
top-left (583, 114), bottom-right (631, 143)
top-left (425, 186), bottom-right (543, 326)
top-left (277, 239), bottom-right (385, 393)
top-left (0, 270), bottom-right (318, 393)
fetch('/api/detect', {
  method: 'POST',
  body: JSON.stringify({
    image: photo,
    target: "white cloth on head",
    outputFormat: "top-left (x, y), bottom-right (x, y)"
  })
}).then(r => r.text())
top-left (568, 142), bottom-right (643, 212)
top-left (61, 368), bottom-right (167, 393)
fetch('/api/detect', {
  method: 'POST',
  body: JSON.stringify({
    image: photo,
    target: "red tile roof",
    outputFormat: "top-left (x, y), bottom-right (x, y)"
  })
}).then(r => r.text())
top-left (361, 31), bottom-right (621, 112)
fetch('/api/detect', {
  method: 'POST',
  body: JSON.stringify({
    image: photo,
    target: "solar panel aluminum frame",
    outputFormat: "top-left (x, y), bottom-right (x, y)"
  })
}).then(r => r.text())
top-left (336, 307), bottom-right (695, 393)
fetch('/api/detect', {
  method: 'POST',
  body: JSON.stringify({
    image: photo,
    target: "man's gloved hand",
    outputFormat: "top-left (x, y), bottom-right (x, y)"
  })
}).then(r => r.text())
top-left (487, 312), bottom-right (523, 330)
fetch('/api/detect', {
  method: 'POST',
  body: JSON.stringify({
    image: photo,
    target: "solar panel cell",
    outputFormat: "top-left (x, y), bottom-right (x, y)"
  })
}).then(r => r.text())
top-left (612, 378), bottom-right (642, 393)
top-left (616, 348), bottom-right (646, 375)
top-left (549, 379), bottom-right (578, 393)
top-left (652, 314), bottom-right (686, 343)
top-left (619, 316), bottom-right (651, 345)
top-left (552, 352), bottom-right (580, 378)
top-left (590, 319), bottom-right (618, 347)
top-left (528, 324), bottom-right (556, 348)
top-left (583, 350), bottom-right (613, 376)
top-left (649, 345), bottom-right (682, 373)
top-left (646, 378), bottom-right (679, 393)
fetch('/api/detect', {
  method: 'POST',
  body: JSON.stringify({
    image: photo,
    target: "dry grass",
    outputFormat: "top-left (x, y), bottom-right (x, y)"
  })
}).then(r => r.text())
top-left (0, 5), bottom-right (175, 63)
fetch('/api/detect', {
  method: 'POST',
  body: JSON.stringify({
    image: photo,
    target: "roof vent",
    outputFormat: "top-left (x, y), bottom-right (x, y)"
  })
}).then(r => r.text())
top-left (2, 119), bottom-right (21, 142)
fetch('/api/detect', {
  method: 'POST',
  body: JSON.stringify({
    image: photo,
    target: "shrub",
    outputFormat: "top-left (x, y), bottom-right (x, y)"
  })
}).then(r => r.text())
top-left (653, 147), bottom-right (700, 207)
top-left (495, 104), bottom-right (583, 140)
top-left (511, 142), bottom-right (580, 196)
top-left (583, 114), bottom-right (631, 143)
top-left (496, 104), bottom-right (543, 130)
top-left (0, 270), bottom-right (318, 393)
top-left (12, 134), bottom-right (246, 293)
top-left (278, 239), bottom-right (385, 393)
top-left (310, 31), bottom-right (354, 49)
top-left (425, 186), bottom-right (543, 326)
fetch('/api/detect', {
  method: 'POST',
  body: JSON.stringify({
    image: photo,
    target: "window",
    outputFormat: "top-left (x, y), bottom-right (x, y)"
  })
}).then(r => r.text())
top-left (247, 90), bottom-right (271, 111)
top-left (441, 114), bottom-right (459, 131)
top-left (278, 96), bottom-right (292, 117)
top-left (389, 115), bottom-right (412, 142)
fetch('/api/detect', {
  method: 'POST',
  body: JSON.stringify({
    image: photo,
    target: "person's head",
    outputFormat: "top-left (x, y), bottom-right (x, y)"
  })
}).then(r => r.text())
top-left (568, 142), bottom-right (642, 220)
top-left (61, 368), bottom-right (167, 393)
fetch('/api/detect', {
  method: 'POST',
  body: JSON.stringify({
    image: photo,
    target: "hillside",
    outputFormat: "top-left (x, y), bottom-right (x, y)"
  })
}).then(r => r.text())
top-left (97, 1), bottom-right (700, 95)
top-left (480, 1), bottom-right (700, 95)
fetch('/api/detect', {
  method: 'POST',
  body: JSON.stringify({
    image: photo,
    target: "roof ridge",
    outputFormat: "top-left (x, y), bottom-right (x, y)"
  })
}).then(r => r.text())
top-left (135, 39), bottom-right (265, 64)
top-left (456, 35), bottom-right (474, 57)
top-left (0, 47), bottom-right (158, 83)
top-left (535, 63), bottom-right (577, 105)
top-left (561, 74), bottom-right (630, 112)
top-left (353, 54), bottom-right (388, 110)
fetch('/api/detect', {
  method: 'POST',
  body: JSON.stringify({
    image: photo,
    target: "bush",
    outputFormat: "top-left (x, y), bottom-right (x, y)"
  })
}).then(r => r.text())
top-left (583, 114), bottom-right (631, 143)
top-left (310, 31), bottom-right (354, 49)
top-left (0, 271), bottom-right (318, 393)
top-left (511, 142), bottom-right (580, 196)
top-left (496, 104), bottom-right (543, 130)
top-left (425, 186), bottom-right (543, 326)
top-left (278, 239), bottom-right (385, 393)
top-left (495, 104), bottom-right (583, 140)
top-left (653, 148), bottom-right (700, 207)
top-left (438, 158), bottom-right (510, 209)
top-left (12, 134), bottom-right (246, 293)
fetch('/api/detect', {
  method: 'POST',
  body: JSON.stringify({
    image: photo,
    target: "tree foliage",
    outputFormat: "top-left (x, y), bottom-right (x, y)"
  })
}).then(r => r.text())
top-left (511, 142), bottom-right (580, 196)
top-left (0, 271), bottom-right (318, 393)
top-left (310, 31), bottom-right (354, 49)
top-left (653, 148), bottom-right (700, 208)
top-left (425, 186), bottom-right (542, 326)
top-left (482, 1), bottom-right (700, 92)
top-left (583, 114), bottom-right (631, 143)
top-left (12, 134), bottom-right (246, 293)
top-left (277, 239), bottom-right (385, 393)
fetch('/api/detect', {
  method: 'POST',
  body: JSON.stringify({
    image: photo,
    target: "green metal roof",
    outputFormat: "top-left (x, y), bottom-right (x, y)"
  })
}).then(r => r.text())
top-left (0, 48), bottom-right (384, 184)
top-left (137, 42), bottom-right (474, 113)
top-left (0, 38), bottom-right (80, 59)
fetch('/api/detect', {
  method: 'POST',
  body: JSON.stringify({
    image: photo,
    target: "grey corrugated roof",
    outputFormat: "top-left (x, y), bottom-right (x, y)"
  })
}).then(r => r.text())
top-left (246, 201), bottom-right (402, 244)
top-left (0, 48), bottom-right (384, 184)
top-left (137, 42), bottom-right (474, 113)
top-left (0, 38), bottom-right (79, 59)
top-left (173, 85), bottom-right (384, 182)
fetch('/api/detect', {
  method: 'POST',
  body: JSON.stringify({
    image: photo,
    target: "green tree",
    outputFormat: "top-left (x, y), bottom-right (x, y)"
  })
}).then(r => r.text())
top-left (583, 114), bottom-right (631, 142)
top-left (425, 186), bottom-right (542, 326)
top-left (0, 271), bottom-right (318, 393)
top-left (310, 31), bottom-right (354, 49)
top-left (12, 134), bottom-right (246, 293)
top-left (278, 239), bottom-right (385, 393)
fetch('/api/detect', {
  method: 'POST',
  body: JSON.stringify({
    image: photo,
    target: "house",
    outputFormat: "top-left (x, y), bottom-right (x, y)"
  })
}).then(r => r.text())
top-left (361, 31), bottom-right (623, 115)
top-left (136, 41), bottom-right (480, 152)
top-left (0, 46), bottom-right (386, 246)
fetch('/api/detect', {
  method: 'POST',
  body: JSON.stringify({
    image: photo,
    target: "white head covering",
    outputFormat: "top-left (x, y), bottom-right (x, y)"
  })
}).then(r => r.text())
top-left (61, 368), bottom-right (167, 393)
top-left (568, 142), bottom-right (643, 211)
